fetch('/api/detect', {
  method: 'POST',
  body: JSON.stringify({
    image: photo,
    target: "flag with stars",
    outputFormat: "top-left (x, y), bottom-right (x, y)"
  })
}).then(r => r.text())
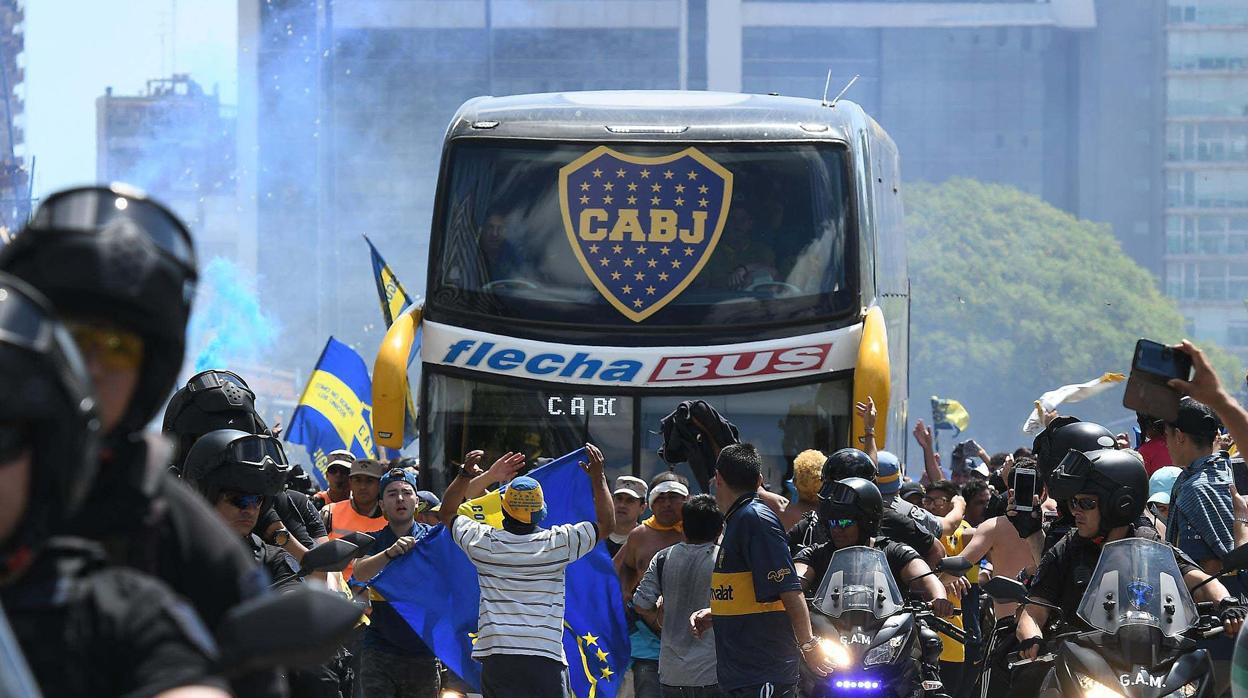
top-left (559, 145), bottom-right (733, 322)
top-left (370, 448), bottom-right (631, 697)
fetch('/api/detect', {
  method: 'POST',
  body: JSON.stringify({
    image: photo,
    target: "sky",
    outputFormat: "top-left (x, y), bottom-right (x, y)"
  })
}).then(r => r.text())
top-left (24, 0), bottom-right (237, 199)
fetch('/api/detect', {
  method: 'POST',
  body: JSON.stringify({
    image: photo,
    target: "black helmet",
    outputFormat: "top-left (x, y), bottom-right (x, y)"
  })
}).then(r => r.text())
top-left (821, 448), bottom-right (877, 484)
top-left (0, 273), bottom-right (100, 575)
top-left (182, 429), bottom-right (292, 504)
top-left (818, 477), bottom-right (883, 544)
top-left (1050, 448), bottom-right (1147, 531)
top-left (1032, 417), bottom-right (1116, 484)
top-left (0, 184), bottom-right (197, 435)
top-left (163, 369), bottom-right (271, 473)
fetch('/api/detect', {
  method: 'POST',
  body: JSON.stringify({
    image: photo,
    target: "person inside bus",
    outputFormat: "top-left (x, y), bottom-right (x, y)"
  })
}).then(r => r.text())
top-left (708, 192), bottom-right (779, 292)
top-left (479, 207), bottom-right (528, 282)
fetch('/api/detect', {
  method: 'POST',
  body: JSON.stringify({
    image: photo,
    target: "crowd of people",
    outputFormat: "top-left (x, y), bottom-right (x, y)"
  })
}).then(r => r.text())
top-left (4, 181), bottom-right (1248, 698)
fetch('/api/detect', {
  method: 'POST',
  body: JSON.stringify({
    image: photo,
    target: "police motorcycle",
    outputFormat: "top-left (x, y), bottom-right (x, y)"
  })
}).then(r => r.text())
top-left (800, 546), bottom-right (966, 697)
top-left (985, 537), bottom-right (1245, 698)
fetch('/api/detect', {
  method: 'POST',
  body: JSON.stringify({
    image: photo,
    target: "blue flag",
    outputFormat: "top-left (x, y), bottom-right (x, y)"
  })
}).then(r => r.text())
top-left (284, 337), bottom-right (377, 488)
top-left (371, 448), bottom-right (631, 696)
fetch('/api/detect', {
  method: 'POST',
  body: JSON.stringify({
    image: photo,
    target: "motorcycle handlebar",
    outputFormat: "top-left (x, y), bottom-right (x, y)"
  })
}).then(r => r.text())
top-left (1006, 652), bottom-right (1055, 670)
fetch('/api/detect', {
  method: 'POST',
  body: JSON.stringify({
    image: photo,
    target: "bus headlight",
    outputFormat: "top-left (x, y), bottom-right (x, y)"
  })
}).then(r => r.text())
top-left (818, 637), bottom-right (852, 668)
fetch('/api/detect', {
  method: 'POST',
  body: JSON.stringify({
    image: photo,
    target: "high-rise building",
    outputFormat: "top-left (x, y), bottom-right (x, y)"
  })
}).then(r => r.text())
top-left (237, 0), bottom-right (1167, 359)
top-left (95, 75), bottom-right (246, 265)
top-left (1163, 0), bottom-right (1248, 362)
top-left (0, 0), bottom-right (28, 236)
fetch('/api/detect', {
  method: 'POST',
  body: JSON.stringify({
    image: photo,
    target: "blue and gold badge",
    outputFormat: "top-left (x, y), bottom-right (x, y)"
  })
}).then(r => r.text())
top-left (559, 146), bottom-right (733, 322)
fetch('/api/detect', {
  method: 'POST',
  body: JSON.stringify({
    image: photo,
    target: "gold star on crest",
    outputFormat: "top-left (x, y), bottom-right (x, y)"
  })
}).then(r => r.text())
top-left (674, 184), bottom-right (685, 193)
top-left (634, 271), bottom-right (645, 281)
top-left (674, 197), bottom-right (685, 207)
top-left (627, 182), bottom-right (638, 192)
top-left (698, 198), bottom-right (709, 208)
top-left (588, 244), bottom-right (599, 253)
top-left (632, 299), bottom-right (643, 308)
top-left (658, 272), bottom-right (669, 281)
top-left (579, 195), bottom-right (589, 205)
top-left (660, 246), bottom-right (670, 255)
top-left (651, 183), bottom-right (662, 192)
top-left (616, 168), bottom-right (626, 178)
top-left (684, 247), bottom-right (695, 256)
top-left (603, 195), bottom-right (614, 204)
top-left (671, 260), bottom-right (682, 269)
top-left (627, 195), bottom-right (637, 205)
top-left (610, 271), bottom-right (621, 280)
top-left (687, 170), bottom-right (698, 180)
top-left (650, 196), bottom-right (661, 206)
top-left (639, 169), bottom-right (650, 179)
top-left (599, 258), bottom-right (610, 267)
top-left (663, 170), bottom-right (674, 179)
top-left (621, 285), bottom-right (632, 294)
top-left (636, 244), bottom-right (647, 254)
top-left (647, 259), bottom-right (658, 268)
top-left (592, 168), bottom-right (602, 178)
top-left (646, 286), bottom-right (656, 295)
top-left (579, 182), bottom-right (590, 191)
top-left (623, 258), bottom-right (634, 267)
top-left (612, 245), bottom-right (623, 254)
top-left (698, 184), bottom-right (708, 194)
top-left (603, 181), bottom-right (614, 192)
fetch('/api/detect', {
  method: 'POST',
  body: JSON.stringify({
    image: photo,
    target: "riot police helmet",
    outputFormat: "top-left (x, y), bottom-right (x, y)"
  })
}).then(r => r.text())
top-left (1032, 417), bottom-right (1116, 485)
top-left (1051, 448), bottom-right (1147, 531)
top-left (821, 448), bottom-right (877, 484)
top-left (0, 184), bottom-right (197, 436)
top-left (163, 369), bottom-right (270, 473)
top-left (181, 428), bottom-right (292, 505)
top-left (818, 477), bottom-right (884, 544)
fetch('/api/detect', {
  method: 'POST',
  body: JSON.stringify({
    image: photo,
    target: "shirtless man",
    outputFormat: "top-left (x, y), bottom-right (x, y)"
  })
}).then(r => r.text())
top-left (614, 472), bottom-right (690, 698)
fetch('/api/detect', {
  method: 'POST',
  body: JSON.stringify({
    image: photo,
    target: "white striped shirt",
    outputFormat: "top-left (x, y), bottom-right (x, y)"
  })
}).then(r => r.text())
top-left (451, 516), bottom-right (598, 663)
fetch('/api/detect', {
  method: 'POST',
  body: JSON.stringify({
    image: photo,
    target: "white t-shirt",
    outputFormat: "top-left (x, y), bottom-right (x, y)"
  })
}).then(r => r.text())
top-left (451, 516), bottom-right (598, 663)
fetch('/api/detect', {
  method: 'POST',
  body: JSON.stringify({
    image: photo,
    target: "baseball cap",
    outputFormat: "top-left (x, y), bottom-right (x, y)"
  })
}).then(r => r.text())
top-left (875, 451), bottom-right (901, 496)
top-left (326, 448), bottom-right (355, 473)
top-left (1170, 397), bottom-right (1222, 438)
top-left (416, 490), bottom-right (441, 512)
top-left (899, 481), bottom-right (924, 504)
top-left (648, 480), bottom-right (689, 507)
top-left (1148, 466), bottom-right (1182, 505)
top-left (613, 475), bottom-right (648, 501)
top-left (380, 466), bottom-right (419, 495)
top-left (351, 458), bottom-right (386, 479)
top-left (501, 476), bottom-right (547, 524)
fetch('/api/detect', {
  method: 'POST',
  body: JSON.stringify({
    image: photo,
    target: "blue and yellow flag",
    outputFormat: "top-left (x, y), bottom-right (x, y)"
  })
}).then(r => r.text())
top-left (930, 395), bottom-right (971, 436)
top-left (364, 234), bottom-right (419, 449)
top-left (371, 448), bottom-right (631, 696)
top-left (285, 337), bottom-right (376, 488)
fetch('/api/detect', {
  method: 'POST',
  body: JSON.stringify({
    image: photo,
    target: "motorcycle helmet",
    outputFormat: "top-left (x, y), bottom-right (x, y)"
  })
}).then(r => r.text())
top-left (1050, 448), bottom-right (1147, 532)
top-left (821, 448), bottom-right (877, 484)
top-left (0, 184), bottom-right (197, 436)
top-left (181, 428), bottom-right (292, 504)
top-left (1032, 417), bottom-right (1116, 485)
top-left (818, 477), bottom-right (883, 544)
top-left (0, 274), bottom-right (100, 576)
top-left (163, 369), bottom-right (271, 473)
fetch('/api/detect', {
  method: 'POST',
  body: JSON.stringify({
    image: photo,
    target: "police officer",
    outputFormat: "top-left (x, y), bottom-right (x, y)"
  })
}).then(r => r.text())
top-left (0, 185), bottom-right (279, 696)
top-left (788, 448), bottom-right (944, 565)
top-left (164, 369), bottom-right (329, 561)
top-left (0, 273), bottom-right (229, 697)
top-left (792, 478), bottom-right (952, 693)
top-left (1026, 418), bottom-right (1118, 551)
top-left (1016, 449), bottom-right (1243, 660)
top-left (182, 428), bottom-right (345, 698)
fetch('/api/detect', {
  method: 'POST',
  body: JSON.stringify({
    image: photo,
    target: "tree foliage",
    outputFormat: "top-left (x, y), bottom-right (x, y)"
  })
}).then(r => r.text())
top-left (904, 178), bottom-right (1240, 451)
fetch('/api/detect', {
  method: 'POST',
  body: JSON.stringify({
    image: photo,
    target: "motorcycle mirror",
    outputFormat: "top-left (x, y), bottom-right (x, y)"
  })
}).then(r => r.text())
top-left (299, 539), bottom-right (360, 575)
top-left (338, 531), bottom-right (376, 553)
top-left (983, 576), bottom-right (1029, 603)
top-left (217, 587), bottom-right (361, 673)
top-left (938, 556), bottom-right (972, 573)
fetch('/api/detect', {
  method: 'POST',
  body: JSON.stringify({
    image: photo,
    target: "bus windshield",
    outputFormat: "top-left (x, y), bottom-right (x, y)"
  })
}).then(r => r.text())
top-left (430, 140), bottom-right (856, 329)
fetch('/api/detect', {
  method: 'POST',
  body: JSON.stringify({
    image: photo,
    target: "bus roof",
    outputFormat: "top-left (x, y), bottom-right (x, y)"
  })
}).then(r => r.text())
top-left (445, 90), bottom-right (882, 145)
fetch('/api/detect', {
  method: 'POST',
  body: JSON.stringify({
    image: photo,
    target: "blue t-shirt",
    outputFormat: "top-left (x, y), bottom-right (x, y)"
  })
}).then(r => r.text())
top-left (711, 493), bottom-right (802, 690)
top-left (362, 522), bottom-right (435, 657)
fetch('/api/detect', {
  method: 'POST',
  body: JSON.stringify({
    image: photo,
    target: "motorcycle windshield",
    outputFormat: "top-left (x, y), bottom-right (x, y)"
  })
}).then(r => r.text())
top-left (812, 546), bottom-right (903, 619)
top-left (1075, 538), bottom-right (1198, 638)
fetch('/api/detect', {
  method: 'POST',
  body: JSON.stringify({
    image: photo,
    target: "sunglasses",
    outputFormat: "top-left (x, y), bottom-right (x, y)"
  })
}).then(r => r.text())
top-left (826, 518), bottom-right (857, 530)
top-left (223, 492), bottom-right (265, 510)
top-left (66, 321), bottom-right (144, 370)
top-left (0, 422), bottom-right (30, 463)
top-left (1071, 496), bottom-right (1099, 511)
top-left (922, 496), bottom-right (951, 505)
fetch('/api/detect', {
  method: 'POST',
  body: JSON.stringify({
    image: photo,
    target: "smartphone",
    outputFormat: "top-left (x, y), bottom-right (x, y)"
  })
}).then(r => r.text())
top-left (1233, 457), bottom-right (1248, 497)
top-left (1013, 467), bottom-right (1038, 512)
top-left (962, 439), bottom-right (981, 456)
top-left (1123, 339), bottom-right (1192, 423)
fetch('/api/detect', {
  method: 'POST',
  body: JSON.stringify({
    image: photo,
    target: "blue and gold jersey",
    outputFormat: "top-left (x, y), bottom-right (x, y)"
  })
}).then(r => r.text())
top-left (712, 492), bottom-right (803, 690)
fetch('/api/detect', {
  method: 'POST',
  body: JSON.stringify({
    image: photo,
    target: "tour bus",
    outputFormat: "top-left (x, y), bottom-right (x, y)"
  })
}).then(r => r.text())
top-left (374, 91), bottom-right (909, 493)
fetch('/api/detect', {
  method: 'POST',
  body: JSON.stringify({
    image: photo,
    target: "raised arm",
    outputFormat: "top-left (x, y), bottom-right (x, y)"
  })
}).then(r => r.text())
top-left (579, 443), bottom-right (614, 539)
top-left (1171, 340), bottom-right (1248, 460)
top-left (439, 450), bottom-right (526, 528)
top-left (913, 420), bottom-right (944, 484)
top-left (856, 397), bottom-right (878, 465)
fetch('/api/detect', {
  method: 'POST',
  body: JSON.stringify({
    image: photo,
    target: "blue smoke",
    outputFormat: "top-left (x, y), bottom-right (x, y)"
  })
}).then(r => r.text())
top-left (187, 257), bottom-right (280, 373)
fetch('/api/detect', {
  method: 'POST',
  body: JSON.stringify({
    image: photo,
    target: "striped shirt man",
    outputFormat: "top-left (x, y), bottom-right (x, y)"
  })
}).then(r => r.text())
top-left (451, 516), bottom-right (598, 662)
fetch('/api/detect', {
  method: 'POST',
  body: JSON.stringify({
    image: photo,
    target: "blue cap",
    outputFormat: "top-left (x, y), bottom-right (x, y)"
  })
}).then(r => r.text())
top-left (1148, 466), bottom-right (1182, 505)
top-left (380, 467), bottom-right (419, 496)
top-left (876, 451), bottom-right (901, 496)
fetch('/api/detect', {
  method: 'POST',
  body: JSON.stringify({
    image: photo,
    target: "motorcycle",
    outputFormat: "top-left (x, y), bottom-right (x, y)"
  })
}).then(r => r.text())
top-left (800, 546), bottom-right (965, 697)
top-left (985, 537), bottom-right (1237, 698)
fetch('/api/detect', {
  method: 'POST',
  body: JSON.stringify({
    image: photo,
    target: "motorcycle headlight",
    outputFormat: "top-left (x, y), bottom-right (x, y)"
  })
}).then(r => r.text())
top-left (1075, 672), bottom-right (1124, 698)
top-left (863, 635), bottom-right (905, 667)
top-left (818, 637), bottom-right (852, 669)
top-left (1170, 681), bottom-right (1198, 697)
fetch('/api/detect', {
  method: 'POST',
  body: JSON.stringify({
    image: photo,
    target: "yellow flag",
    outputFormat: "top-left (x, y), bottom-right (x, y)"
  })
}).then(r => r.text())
top-left (457, 488), bottom-right (505, 529)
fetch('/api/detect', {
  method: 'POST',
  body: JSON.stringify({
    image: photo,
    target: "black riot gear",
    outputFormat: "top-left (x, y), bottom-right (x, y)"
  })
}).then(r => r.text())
top-left (182, 429), bottom-right (292, 503)
top-left (821, 448), bottom-right (877, 484)
top-left (1032, 418), bottom-right (1116, 484)
top-left (0, 184), bottom-right (197, 435)
top-left (163, 369), bottom-right (271, 473)
top-left (818, 477), bottom-right (884, 544)
top-left (1050, 448), bottom-right (1148, 532)
top-left (0, 274), bottom-right (100, 576)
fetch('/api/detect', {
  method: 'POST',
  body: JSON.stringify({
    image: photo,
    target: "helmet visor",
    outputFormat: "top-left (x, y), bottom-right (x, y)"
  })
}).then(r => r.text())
top-left (0, 280), bottom-right (93, 410)
top-left (1049, 449), bottom-right (1094, 501)
top-left (187, 369), bottom-right (252, 395)
top-left (30, 187), bottom-right (195, 268)
top-left (228, 433), bottom-right (288, 467)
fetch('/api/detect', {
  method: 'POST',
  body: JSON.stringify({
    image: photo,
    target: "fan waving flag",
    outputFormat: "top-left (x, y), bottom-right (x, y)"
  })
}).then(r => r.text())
top-left (284, 337), bottom-right (377, 488)
top-left (364, 234), bottom-right (420, 449)
top-left (930, 396), bottom-right (970, 436)
top-left (1021, 372), bottom-right (1125, 435)
top-left (371, 448), bottom-right (631, 697)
